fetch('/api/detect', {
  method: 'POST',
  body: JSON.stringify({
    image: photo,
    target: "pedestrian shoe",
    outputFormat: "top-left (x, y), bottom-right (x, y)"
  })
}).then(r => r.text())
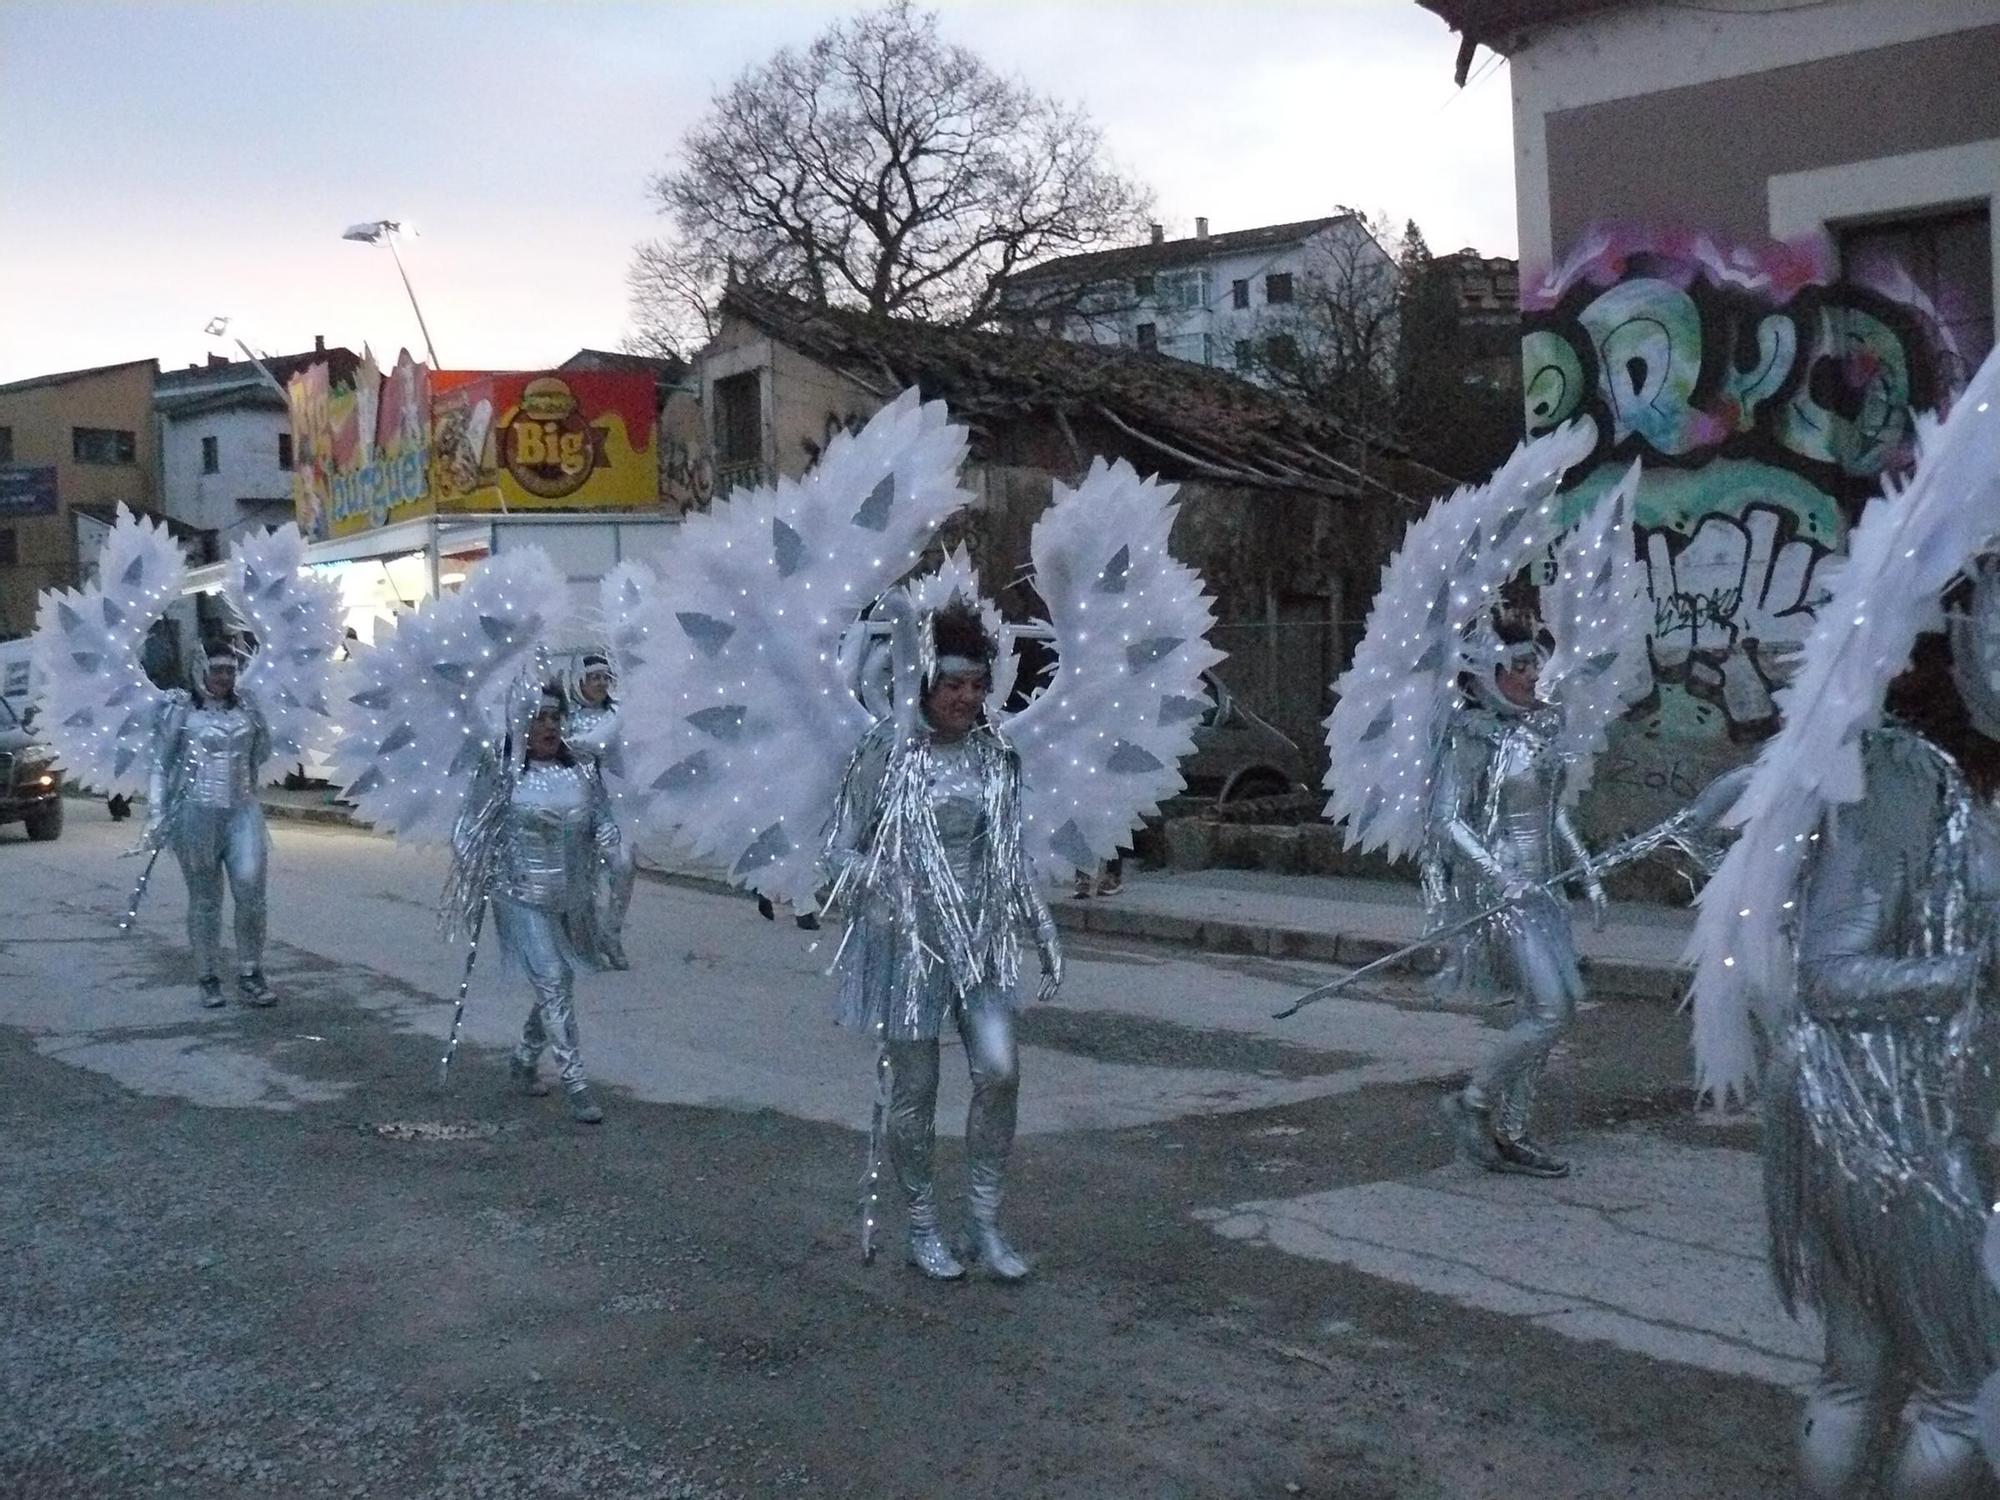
top-left (968, 1223), bottom-right (1031, 1282)
top-left (1495, 1136), bottom-right (1571, 1179)
top-left (1440, 1091), bottom-right (1503, 1168)
top-left (237, 971), bottom-right (278, 1007)
top-left (602, 937), bottom-right (631, 972)
top-left (508, 1054), bottom-right (551, 1097)
top-left (904, 1228), bottom-right (966, 1281)
top-left (565, 1087), bottom-right (605, 1125)
top-left (198, 976), bottom-right (226, 1009)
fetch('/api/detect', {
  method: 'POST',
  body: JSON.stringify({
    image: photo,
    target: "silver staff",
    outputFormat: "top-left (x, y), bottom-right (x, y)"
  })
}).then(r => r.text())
top-left (436, 895), bottom-right (490, 1087)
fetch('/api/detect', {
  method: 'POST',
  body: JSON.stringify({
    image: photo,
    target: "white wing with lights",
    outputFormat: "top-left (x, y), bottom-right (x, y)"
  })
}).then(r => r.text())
top-left (229, 525), bottom-right (345, 770)
top-left (1540, 460), bottom-right (1648, 800)
top-left (334, 547), bottom-right (568, 843)
top-left (619, 388), bottom-right (974, 904)
top-left (1005, 457), bottom-right (1223, 877)
top-left (31, 505), bottom-right (183, 795)
top-left (1323, 422), bottom-right (1597, 861)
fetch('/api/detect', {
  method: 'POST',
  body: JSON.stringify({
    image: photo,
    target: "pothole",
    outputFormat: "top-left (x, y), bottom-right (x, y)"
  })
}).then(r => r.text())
top-left (366, 1120), bottom-right (503, 1142)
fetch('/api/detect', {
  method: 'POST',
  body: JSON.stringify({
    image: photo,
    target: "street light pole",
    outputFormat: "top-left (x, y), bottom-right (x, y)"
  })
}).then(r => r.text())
top-left (342, 219), bottom-right (440, 368)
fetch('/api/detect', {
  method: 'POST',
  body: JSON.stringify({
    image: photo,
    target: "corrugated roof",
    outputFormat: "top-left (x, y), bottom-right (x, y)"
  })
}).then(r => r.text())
top-left (1415, 0), bottom-right (1635, 56)
top-left (560, 348), bottom-right (690, 382)
top-left (1007, 215), bottom-right (1354, 286)
top-left (719, 283), bottom-right (1419, 505)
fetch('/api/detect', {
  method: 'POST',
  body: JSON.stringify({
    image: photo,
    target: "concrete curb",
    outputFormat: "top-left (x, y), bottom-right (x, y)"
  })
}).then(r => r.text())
top-left (1049, 899), bottom-right (1688, 1003)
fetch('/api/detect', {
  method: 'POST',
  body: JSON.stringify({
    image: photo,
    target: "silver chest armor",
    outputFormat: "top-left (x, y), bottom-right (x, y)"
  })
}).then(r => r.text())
top-left (498, 761), bottom-right (597, 910)
top-left (1481, 709), bottom-right (1564, 883)
top-left (184, 704), bottom-right (260, 809)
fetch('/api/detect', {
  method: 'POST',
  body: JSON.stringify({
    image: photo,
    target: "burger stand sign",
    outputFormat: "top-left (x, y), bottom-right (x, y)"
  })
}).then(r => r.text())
top-left (288, 354), bottom-right (660, 542)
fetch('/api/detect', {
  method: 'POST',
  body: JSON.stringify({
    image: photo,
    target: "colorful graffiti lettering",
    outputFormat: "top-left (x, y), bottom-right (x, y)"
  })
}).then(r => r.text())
top-left (1524, 227), bottom-right (1956, 788)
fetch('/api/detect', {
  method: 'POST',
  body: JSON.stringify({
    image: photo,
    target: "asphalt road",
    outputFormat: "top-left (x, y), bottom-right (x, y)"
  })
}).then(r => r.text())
top-left (1, 804), bottom-right (1805, 1499)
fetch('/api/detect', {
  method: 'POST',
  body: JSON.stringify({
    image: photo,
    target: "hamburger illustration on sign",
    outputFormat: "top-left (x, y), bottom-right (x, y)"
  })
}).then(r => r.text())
top-left (501, 376), bottom-right (609, 499)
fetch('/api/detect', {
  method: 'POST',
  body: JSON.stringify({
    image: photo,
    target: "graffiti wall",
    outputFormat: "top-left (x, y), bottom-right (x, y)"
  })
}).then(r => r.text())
top-left (1522, 225), bottom-right (1959, 829)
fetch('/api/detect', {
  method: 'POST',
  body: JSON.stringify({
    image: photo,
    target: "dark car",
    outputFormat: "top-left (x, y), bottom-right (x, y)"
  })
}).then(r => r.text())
top-left (0, 694), bottom-right (63, 841)
top-left (1176, 669), bottom-right (1310, 804)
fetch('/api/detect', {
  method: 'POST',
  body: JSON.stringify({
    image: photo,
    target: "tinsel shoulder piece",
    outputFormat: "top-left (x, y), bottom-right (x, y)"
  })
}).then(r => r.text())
top-left (1540, 460), bottom-right (1648, 801)
top-left (333, 546), bottom-right (567, 844)
top-left (229, 525), bottom-right (344, 770)
top-left (1323, 421), bottom-right (1597, 860)
top-left (1689, 346), bottom-right (2000, 1109)
top-left (30, 504), bottom-right (185, 795)
top-left (619, 388), bottom-right (974, 906)
top-left (1004, 457), bottom-right (1223, 877)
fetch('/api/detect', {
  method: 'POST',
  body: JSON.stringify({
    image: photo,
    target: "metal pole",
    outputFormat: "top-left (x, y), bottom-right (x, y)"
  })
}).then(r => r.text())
top-left (436, 895), bottom-right (488, 1087)
top-left (117, 844), bottom-right (166, 932)
top-left (383, 231), bottom-right (441, 370)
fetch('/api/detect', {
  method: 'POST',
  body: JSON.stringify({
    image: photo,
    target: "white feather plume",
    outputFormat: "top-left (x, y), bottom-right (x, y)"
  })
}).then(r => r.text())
top-left (1323, 421), bottom-right (1597, 860)
top-left (230, 526), bottom-right (345, 768)
top-left (30, 505), bottom-right (185, 794)
top-left (1541, 460), bottom-right (1649, 800)
top-left (1005, 457), bottom-right (1224, 877)
top-left (334, 547), bottom-right (568, 843)
top-left (620, 388), bottom-right (974, 904)
top-left (1689, 348), bottom-right (2000, 1108)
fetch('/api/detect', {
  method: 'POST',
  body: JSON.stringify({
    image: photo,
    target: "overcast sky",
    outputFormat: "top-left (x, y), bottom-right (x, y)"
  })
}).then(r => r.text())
top-left (0, 1), bottom-right (1513, 383)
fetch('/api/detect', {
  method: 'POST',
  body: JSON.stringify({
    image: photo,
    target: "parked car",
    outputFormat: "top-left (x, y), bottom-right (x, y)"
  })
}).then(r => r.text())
top-left (0, 693), bottom-right (63, 841)
top-left (1177, 670), bottom-right (1310, 804)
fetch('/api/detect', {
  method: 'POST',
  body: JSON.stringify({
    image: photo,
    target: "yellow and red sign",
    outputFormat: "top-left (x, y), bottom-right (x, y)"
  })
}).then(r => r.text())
top-left (290, 359), bottom-right (659, 540)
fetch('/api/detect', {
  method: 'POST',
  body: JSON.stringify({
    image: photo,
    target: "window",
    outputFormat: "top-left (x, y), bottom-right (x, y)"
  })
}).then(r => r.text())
top-left (1233, 339), bottom-right (1254, 367)
top-left (1266, 333), bottom-right (1300, 366)
top-left (1839, 206), bottom-right (1994, 390)
top-left (1132, 273), bottom-right (1155, 299)
top-left (277, 432), bottom-right (294, 471)
top-left (1135, 322), bottom-right (1158, 353)
top-left (72, 427), bottom-right (136, 465)
top-left (0, 426), bottom-right (11, 463)
top-left (1265, 273), bottom-right (1295, 305)
top-left (1157, 269), bottom-right (1210, 311)
top-left (713, 370), bottom-right (763, 466)
top-left (201, 436), bottom-right (219, 474)
top-left (1231, 279), bottom-right (1250, 311)
top-left (0, 529), bottom-right (14, 567)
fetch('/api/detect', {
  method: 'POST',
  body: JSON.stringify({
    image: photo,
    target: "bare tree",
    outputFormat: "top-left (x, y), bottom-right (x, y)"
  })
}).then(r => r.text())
top-left (1235, 210), bottom-right (1405, 441)
top-left (625, 0), bottom-right (1152, 354)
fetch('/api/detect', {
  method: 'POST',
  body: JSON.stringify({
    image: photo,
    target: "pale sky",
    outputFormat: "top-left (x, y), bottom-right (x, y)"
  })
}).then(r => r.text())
top-left (0, 1), bottom-right (1514, 383)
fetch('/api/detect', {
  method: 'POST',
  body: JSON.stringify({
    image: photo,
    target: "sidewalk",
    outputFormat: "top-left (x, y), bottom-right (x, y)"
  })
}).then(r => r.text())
top-left (253, 792), bottom-right (1694, 1001)
top-left (1052, 867), bottom-right (1695, 1002)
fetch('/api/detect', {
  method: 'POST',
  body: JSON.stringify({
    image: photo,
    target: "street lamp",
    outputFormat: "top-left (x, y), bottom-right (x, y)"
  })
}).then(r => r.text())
top-left (342, 219), bottom-right (440, 368)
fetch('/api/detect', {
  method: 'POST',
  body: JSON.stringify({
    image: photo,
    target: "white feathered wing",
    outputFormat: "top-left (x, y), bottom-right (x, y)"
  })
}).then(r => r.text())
top-left (1006, 457), bottom-right (1224, 878)
top-left (1323, 421), bottom-right (1598, 860)
top-left (229, 525), bottom-right (345, 771)
top-left (334, 547), bottom-right (569, 843)
top-left (30, 505), bottom-right (184, 794)
top-left (620, 388), bottom-right (974, 905)
top-left (1689, 348), bottom-right (2000, 1108)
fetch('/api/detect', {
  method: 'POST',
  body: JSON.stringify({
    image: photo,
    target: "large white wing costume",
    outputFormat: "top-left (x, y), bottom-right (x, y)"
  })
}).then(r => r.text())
top-left (1322, 422), bottom-right (1618, 859)
top-left (1690, 350), bottom-right (2000, 1108)
top-left (619, 390), bottom-right (975, 905)
top-left (32, 506), bottom-right (343, 793)
top-left (334, 547), bottom-right (567, 841)
top-left (618, 391), bottom-right (1221, 904)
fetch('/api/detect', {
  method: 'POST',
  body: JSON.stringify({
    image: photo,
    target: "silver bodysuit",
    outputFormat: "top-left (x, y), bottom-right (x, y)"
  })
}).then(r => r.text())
top-left (564, 700), bottom-right (636, 943)
top-left (149, 692), bottom-right (271, 980)
top-left (1770, 728), bottom-right (2000, 1500)
top-left (1433, 701), bottom-right (1595, 1141)
top-left (824, 719), bottom-right (1060, 1254)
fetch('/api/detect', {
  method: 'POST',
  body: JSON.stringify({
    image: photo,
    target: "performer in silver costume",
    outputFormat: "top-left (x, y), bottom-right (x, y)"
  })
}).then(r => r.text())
top-left (1771, 638), bottom-right (2000, 1500)
top-left (823, 600), bottom-right (1064, 1281)
top-left (146, 645), bottom-right (276, 1008)
top-left (1436, 617), bottom-right (1608, 1179)
top-left (449, 681), bottom-right (622, 1125)
top-left (563, 652), bottom-right (636, 970)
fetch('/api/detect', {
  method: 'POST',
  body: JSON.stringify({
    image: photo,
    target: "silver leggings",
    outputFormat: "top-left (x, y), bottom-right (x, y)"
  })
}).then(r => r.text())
top-left (494, 898), bottom-right (585, 1090)
top-left (1799, 1268), bottom-right (1986, 1499)
top-left (171, 803), bottom-right (268, 979)
top-left (1464, 896), bottom-right (1583, 1142)
top-left (886, 1003), bottom-right (1019, 1235)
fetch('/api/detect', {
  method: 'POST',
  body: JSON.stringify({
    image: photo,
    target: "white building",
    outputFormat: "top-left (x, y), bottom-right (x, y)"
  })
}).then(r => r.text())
top-left (1003, 214), bottom-right (1393, 377)
top-left (156, 384), bottom-right (296, 550)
